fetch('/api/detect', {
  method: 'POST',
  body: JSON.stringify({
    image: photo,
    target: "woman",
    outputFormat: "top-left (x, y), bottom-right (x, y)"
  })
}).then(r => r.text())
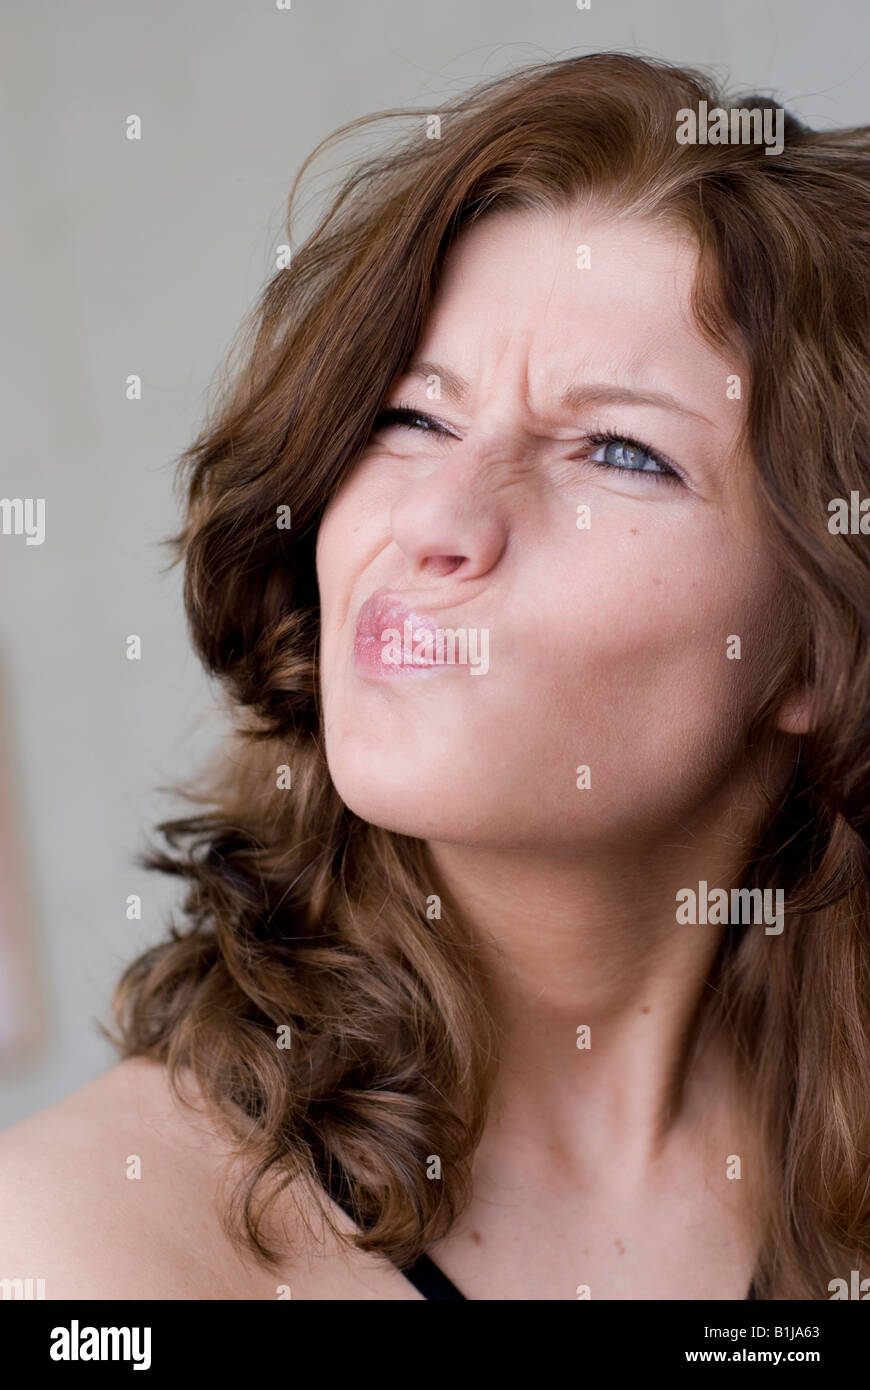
top-left (1, 51), bottom-right (869, 1300)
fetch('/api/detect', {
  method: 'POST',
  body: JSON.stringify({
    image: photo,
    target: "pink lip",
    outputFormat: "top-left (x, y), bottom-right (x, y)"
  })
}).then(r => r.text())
top-left (353, 591), bottom-right (447, 677)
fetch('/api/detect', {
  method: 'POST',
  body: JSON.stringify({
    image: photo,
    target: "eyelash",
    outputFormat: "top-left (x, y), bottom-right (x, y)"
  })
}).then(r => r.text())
top-left (583, 429), bottom-right (682, 484)
top-left (372, 403), bottom-right (683, 485)
top-left (373, 405), bottom-right (448, 435)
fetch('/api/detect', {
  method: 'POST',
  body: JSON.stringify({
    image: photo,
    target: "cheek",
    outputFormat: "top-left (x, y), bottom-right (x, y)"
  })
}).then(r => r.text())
top-left (316, 461), bottom-right (396, 589)
top-left (517, 522), bottom-right (772, 769)
top-left (572, 527), bottom-right (764, 686)
top-left (316, 488), bottom-right (371, 652)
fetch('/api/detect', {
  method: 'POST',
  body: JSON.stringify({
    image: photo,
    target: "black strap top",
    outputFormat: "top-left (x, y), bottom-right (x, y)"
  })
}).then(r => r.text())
top-left (320, 1161), bottom-right (759, 1300)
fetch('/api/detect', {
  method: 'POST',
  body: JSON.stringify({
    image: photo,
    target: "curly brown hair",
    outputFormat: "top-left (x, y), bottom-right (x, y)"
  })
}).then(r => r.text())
top-left (106, 51), bottom-right (870, 1298)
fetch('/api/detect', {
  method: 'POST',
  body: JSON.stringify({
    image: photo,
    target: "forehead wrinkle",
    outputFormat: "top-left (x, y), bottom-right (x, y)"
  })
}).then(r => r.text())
top-left (404, 354), bottom-right (720, 436)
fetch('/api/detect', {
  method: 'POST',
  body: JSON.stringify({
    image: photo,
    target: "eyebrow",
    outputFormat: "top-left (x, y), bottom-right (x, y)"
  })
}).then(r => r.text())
top-left (403, 358), bottom-right (714, 426)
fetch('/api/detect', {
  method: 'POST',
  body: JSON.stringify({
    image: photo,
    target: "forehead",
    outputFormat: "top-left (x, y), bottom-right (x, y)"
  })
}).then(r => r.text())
top-left (415, 206), bottom-right (736, 410)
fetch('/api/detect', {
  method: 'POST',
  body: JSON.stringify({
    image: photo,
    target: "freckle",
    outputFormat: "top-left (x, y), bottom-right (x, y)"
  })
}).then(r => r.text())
top-left (652, 577), bottom-right (662, 586)
top-left (615, 1238), bottom-right (626, 1255)
top-left (629, 527), bottom-right (639, 536)
top-left (471, 1230), bottom-right (482, 1245)
top-left (641, 1005), bottom-right (650, 1014)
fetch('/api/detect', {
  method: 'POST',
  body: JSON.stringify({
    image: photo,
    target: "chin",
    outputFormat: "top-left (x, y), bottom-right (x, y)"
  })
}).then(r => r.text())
top-left (326, 754), bottom-right (572, 851)
top-left (325, 747), bottom-right (471, 840)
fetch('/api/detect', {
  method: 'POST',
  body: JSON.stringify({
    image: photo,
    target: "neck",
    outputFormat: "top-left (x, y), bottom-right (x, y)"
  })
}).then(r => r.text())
top-left (426, 809), bottom-right (760, 1185)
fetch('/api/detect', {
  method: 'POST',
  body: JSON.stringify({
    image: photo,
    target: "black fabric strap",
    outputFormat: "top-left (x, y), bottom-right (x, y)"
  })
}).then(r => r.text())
top-left (396, 1250), bottom-right (467, 1300)
top-left (318, 1158), bottom-right (468, 1298)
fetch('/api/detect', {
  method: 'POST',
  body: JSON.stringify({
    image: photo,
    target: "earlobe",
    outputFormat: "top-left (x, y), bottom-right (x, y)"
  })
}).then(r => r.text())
top-left (774, 688), bottom-right (815, 735)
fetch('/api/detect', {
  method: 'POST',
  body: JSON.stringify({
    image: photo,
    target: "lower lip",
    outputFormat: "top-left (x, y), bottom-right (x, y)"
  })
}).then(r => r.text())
top-left (354, 618), bottom-right (447, 677)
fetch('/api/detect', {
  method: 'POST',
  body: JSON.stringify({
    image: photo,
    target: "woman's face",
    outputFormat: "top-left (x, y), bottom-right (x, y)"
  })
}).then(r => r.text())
top-left (316, 206), bottom-right (784, 851)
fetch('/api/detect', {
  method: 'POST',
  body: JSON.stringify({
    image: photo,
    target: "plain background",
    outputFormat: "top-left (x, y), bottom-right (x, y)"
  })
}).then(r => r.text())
top-left (2, 0), bottom-right (869, 1128)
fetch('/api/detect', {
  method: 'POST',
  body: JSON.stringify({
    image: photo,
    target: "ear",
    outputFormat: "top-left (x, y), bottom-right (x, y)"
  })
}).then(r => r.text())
top-left (774, 687), bottom-right (814, 735)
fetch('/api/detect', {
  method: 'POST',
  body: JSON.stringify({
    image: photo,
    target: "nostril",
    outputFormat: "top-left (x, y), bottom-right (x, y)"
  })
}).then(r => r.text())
top-left (423, 555), bottom-right (466, 578)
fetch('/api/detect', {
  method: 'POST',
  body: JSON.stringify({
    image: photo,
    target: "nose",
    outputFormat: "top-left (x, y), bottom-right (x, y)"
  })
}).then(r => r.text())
top-left (388, 443), bottom-right (510, 583)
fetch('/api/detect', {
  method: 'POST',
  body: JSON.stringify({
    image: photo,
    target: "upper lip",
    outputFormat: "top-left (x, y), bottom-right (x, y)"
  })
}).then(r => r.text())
top-left (353, 586), bottom-right (484, 641)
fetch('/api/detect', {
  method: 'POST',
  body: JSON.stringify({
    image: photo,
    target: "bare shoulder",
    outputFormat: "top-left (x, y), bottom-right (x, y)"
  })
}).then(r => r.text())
top-left (0, 1057), bottom-right (291, 1299)
top-left (0, 1057), bottom-right (419, 1300)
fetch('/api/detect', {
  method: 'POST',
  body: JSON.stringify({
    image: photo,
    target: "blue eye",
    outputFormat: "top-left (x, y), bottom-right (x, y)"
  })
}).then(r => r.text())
top-left (586, 432), bottom-right (680, 483)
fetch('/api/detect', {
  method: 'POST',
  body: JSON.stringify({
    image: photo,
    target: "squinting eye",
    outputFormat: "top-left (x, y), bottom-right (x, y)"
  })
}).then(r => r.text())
top-left (369, 409), bottom-right (683, 483)
top-left (373, 405), bottom-right (449, 435)
top-left (587, 432), bottom-right (680, 482)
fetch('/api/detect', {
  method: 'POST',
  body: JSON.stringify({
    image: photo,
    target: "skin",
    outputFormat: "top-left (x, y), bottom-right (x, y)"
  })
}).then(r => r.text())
top-left (0, 208), bottom-right (807, 1298)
